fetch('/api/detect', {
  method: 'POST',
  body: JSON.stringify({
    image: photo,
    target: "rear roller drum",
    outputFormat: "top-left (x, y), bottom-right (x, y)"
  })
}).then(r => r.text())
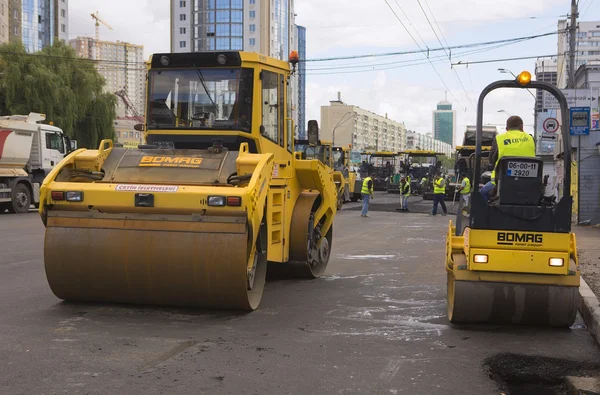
top-left (43, 212), bottom-right (267, 311)
top-left (272, 192), bottom-right (333, 279)
top-left (447, 272), bottom-right (579, 327)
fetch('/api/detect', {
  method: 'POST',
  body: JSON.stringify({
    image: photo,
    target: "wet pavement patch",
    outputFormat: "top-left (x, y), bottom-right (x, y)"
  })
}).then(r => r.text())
top-left (485, 353), bottom-right (600, 395)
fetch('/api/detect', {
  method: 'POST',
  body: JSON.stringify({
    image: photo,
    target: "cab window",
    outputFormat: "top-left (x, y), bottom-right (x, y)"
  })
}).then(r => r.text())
top-left (261, 70), bottom-right (281, 144)
top-left (46, 133), bottom-right (65, 154)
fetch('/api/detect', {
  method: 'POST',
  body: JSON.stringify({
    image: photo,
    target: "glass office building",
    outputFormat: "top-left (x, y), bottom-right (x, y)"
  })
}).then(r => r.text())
top-left (432, 100), bottom-right (455, 146)
top-left (192, 0), bottom-right (244, 51)
top-left (11, 0), bottom-right (68, 53)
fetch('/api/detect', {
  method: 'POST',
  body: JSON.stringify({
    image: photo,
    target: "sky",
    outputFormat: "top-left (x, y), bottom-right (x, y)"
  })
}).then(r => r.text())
top-left (69, 0), bottom-right (599, 146)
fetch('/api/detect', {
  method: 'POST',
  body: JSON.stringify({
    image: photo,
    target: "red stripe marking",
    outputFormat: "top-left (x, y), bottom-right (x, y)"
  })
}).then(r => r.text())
top-left (0, 130), bottom-right (13, 161)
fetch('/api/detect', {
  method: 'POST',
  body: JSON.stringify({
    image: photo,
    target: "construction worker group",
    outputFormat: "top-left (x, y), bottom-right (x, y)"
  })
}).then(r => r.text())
top-left (357, 115), bottom-right (532, 217)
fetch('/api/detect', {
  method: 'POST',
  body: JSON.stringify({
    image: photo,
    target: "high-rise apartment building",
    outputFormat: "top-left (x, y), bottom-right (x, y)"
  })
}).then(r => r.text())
top-left (9, 0), bottom-right (68, 52)
top-left (432, 100), bottom-right (455, 147)
top-left (70, 37), bottom-right (146, 119)
top-left (557, 20), bottom-right (600, 88)
top-left (320, 93), bottom-right (407, 152)
top-left (297, 24), bottom-right (306, 139)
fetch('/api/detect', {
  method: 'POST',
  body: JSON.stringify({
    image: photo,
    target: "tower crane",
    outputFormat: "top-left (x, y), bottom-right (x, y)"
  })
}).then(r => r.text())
top-left (115, 89), bottom-right (144, 124)
top-left (90, 11), bottom-right (113, 60)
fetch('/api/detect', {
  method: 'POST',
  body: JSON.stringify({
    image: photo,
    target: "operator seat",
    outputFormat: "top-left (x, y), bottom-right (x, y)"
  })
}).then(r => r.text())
top-left (495, 156), bottom-right (544, 206)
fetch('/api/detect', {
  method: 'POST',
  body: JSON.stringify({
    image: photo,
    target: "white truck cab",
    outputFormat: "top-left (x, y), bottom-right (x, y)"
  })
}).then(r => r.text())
top-left (0, 113), bottom-right (75, 213)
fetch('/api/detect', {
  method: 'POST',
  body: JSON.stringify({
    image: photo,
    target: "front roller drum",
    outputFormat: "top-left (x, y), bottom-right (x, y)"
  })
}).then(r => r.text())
top-left (43, 212), bottom-right (267, 311)
top-left (447, 272), bottom-right (579, 327)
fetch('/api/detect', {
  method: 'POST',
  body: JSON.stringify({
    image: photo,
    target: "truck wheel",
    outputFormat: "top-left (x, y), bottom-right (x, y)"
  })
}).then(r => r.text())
top-left (9, 183), bottom-right (31, 214)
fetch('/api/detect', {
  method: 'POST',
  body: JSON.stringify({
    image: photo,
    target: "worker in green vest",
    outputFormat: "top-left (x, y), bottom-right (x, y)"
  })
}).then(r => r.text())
top-left (481, 116), bottom-right (535, 201)
top-left (398, 176), bottom-right (411, 212)
top-left (431, 171), bottom-right (448, 216)
top-left (361, 172), bottom-right (375, 217)
top-left (457, 172), bottom-right (471, 208)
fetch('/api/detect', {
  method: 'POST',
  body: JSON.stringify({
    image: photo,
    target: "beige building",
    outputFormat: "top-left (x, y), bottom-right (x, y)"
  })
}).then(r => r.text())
top-left (320, 93), bottom-right (407, 152)
top-left (114, 117), bottom-right (143, 148)
top-left (0, 1), bottom-right (8, 44)
top-left (70, 37), bottom-right (146, 119)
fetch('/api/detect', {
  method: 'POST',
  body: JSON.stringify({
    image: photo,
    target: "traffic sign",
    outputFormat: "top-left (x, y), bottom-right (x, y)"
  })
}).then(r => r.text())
top-left (542, 89), bottom-right (598, 109)
top-left (570, 107), bottom-right (590, 136)
top-left (542, 117), bottom-right (559, 133)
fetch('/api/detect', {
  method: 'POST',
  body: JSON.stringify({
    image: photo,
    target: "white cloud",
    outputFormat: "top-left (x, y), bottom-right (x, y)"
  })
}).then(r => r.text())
top-left (295, 0), bottom-right (565, 53)
top-left (69, 0), bottom-right (170, 57)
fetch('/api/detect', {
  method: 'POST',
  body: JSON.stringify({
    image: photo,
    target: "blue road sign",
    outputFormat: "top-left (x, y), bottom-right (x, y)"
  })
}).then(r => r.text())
top-left (570, 107), bottom-right (590, 136)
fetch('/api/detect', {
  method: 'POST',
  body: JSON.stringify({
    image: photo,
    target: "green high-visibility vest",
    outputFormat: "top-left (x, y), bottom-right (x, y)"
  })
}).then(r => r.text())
top-left (491, 130), bottom-right (535, 183)
top-left (402, 182), bottom-right (411, 196)
top-left (461, 178), bottom-right (471, 195)
top-left (361, 177), bottom-right (373, 194)
top-left (434, 177), bottom-right (445, 194)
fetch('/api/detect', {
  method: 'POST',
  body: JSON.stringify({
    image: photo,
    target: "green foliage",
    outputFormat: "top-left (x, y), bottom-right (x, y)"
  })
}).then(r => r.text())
top-left (0, 40), bottom-right (116, 148)
top-left (440, 153), bottom-right (456, 171)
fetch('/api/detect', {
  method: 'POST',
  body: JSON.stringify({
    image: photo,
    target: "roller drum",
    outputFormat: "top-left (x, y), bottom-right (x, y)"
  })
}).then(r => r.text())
top-left (447, 273), bottom-right (579, 327)
top-left (43, 213), bottom-right (266, 310)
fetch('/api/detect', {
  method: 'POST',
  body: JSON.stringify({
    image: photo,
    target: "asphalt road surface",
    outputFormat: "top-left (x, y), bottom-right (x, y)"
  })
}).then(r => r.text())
top-left (1, 196), bottom-right (599, 395)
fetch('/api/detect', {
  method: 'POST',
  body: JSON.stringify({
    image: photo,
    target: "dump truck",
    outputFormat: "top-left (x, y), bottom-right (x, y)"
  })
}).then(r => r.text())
top-left (0, 113), bottom-right (74, 214)
top-left (446, 71), bottom-right (579, 327)
top-left (38, 51), bottom-right (338, 311)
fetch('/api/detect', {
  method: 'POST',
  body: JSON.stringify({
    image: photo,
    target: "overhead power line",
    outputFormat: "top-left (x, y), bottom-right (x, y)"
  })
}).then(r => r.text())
top-left (304, 30), bottom-right (563, 62)
top-left (415, 0), bottom-right (476, 115)
top-left (383, 0), bottom-right (472, 122)
top-left (451, 53), bottom-right (570, 66)
top-left (303, 15), bottom-right (567, 29)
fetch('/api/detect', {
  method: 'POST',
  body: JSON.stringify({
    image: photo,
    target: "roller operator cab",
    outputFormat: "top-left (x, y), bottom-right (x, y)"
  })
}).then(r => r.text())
top-left (446, 71), bottom-right (580, 327)
top-left (38, 51), bottom-right (338, 311)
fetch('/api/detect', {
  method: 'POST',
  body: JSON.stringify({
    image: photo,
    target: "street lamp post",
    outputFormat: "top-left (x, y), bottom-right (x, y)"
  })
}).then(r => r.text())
top-left (332, 111), bottom-right (354, 146)
top-left (497, 109), bottom-right (512, 117)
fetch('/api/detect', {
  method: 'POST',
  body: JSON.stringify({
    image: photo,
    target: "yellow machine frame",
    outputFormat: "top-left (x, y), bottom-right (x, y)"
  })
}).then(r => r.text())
top-left (38, 51), bottom-right (338, 311)
top-left (445, 71), bottom-right (580, 327)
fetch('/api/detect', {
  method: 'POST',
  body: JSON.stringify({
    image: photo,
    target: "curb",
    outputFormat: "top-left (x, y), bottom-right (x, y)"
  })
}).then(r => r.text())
top-left (579, 277), bottom-right (600, 343)
top-left (566, 376), bottom-right (600, 395)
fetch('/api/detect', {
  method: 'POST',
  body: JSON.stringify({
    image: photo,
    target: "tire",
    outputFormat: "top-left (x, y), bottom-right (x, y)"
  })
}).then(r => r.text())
top-left (8, 183), bottom-right (31, 214)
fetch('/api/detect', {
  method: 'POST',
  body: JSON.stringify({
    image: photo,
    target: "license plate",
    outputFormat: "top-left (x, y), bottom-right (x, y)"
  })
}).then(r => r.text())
top-left (506, 161), bottom-right (538, 178)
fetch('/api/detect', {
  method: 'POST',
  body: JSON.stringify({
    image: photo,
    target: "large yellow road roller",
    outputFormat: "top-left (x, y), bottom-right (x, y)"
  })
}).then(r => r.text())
top-left (38, 51), bottom-right (338, 311)
top-left (446, 71), bottom-right (580, 327)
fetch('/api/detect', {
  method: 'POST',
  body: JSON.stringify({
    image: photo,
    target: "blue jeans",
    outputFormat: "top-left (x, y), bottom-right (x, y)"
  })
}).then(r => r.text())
top-left (361, 194), bottom-right (371, 216)
top-left (401, 194), bottom-right (409, 210)
top-left (432, 194), bottom-right (447, 215)
top-left (481, 181), bottom-right (495, 202)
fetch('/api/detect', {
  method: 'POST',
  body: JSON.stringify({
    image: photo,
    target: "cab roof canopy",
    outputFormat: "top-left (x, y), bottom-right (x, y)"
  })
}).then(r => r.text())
top-left (149, 51), bottom-right (289, 70)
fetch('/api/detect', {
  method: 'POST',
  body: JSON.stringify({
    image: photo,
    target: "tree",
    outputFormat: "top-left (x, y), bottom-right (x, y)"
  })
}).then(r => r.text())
top-left (0, 40), bottom-right (116, 148)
